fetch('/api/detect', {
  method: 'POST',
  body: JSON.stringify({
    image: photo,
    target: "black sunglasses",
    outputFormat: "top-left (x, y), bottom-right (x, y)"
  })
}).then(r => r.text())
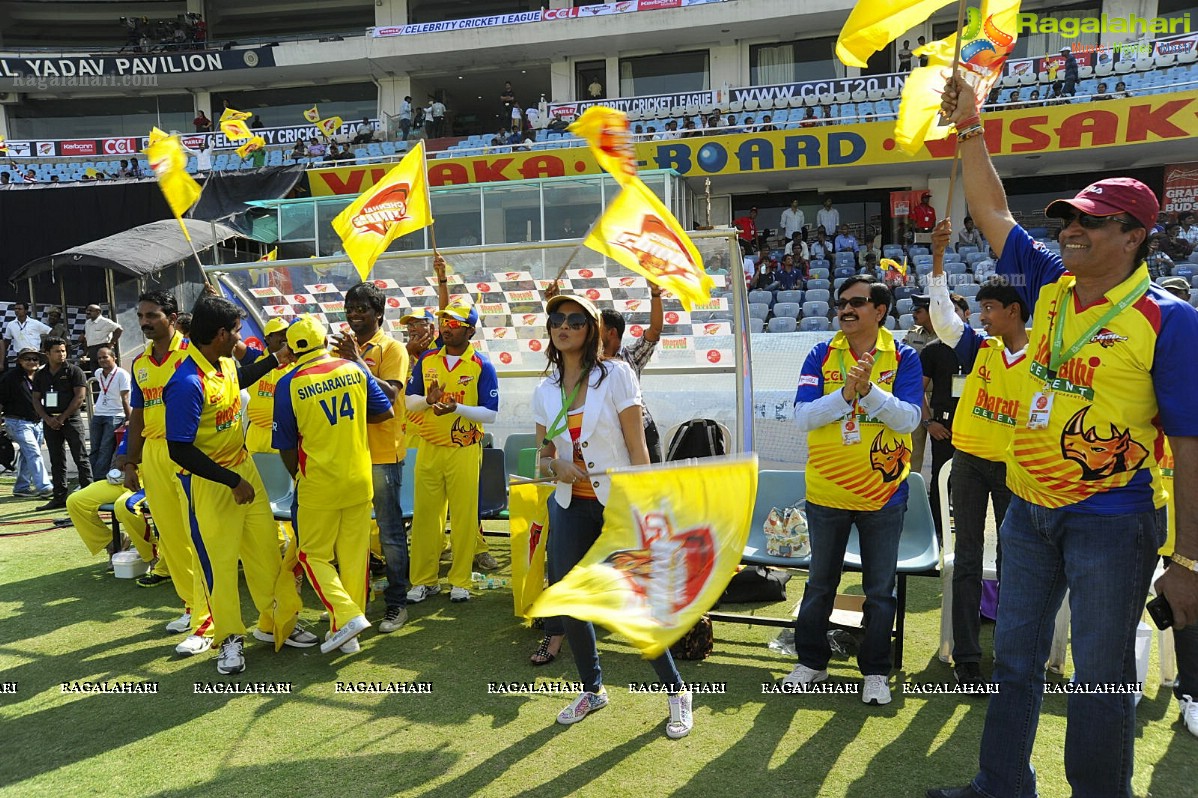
top-left (834, 297), bottom-right (873, 311)
top-left (1060, 211), bottom-right (1134, 229)
top-left (548, 312), bottom-right (590, 330)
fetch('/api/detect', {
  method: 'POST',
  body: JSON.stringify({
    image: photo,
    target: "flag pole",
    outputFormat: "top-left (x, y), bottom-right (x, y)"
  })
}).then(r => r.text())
top-left (944, 0), bottom-right (970, 219)
top-left (419, 141), bottom-right (439, 255)
top-left (550, 213), bottom-right (603, 286)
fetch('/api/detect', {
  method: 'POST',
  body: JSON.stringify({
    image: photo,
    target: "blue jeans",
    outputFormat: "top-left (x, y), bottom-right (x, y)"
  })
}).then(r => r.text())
top-left (794, 501), bottom-right (906, 675)
top-left (4, 417), bottom-right (51, 494)
top-left (89, 414), bottom-right (124, 477)
top-left (547, 495), bottom-right (684, 694)
top-left (372, 462), bottom-right (408, 609)
top-left (972, 497), bottom-right (1164, 798)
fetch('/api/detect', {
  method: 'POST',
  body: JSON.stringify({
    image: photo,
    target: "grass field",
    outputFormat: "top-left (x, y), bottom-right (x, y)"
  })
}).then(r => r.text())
top-left (0, 475), bottom-right (1191, 798)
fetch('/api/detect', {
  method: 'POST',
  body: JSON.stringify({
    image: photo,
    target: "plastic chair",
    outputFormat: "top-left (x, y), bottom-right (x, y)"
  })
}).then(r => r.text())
top-left (801, 300), bottom-right (829, 318)
top-left (478, 448), bottom-right (508, 521)
top-left (400, 449), bottom-right (417, 521)
top-left (805, 288), bottom-right (830, 303)
top-left (806, 279), bottom-right (830, 291)
top-left (739, 470), bottom-right (809, 567)
top-left (768, 317), bottom-right (797, 333)
top-left (775, 289), bottom-right (803, 305)
top-left (749, 302), bottom-right (771, 321)
top-left (502, 433), bottom-right (538, 482)
top-left (252, 452), bottom-right (295, 520)
top-left (772, 301), bottom-right (801, 320)
top-left (748, 289), bottom-right (774, 307)
top-left (799, 317), bottom-right (830, 331)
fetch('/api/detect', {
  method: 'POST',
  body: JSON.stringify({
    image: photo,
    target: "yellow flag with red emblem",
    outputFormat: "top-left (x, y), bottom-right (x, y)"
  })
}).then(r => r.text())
top-left (509, 482), bottom-right (554, 618)
top-left (585, 179), bottom-right (712, 311)
top-left (221, 119), bottom-right (252, 141)
top-left (332, 140), bottom-right (433, 280)
top-left (220, 106), bottom-right (252, 123)
top-left (303, 105), bottom-right (321, 124)
top-left (317, 116), bottom-right (344, 138)
top-left (235, 135), bottom-right (266, 159)
top-left (568, 105), bottom-right (637, 186)
top-left (145, 127), bottom-right (201, 238)
top-left (527, 455), bottom-right (757, 658)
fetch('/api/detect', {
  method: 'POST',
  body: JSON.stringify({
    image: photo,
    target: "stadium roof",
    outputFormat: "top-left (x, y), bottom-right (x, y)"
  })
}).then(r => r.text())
top-left (10, 219), bottom-right (241, 284)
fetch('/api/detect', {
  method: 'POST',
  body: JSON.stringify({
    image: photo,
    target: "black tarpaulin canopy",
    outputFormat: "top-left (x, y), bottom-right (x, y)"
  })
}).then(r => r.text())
top-left (9, 219), bottom-right (241, 284)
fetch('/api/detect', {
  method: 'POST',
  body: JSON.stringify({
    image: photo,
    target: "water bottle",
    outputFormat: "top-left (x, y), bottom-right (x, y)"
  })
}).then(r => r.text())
top-left (471, 572), bottom-right (486, 590)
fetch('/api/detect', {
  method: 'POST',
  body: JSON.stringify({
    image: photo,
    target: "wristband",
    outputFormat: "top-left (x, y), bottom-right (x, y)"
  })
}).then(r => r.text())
top-left (1171, 552), bottom-right (1198, 574)
top-left (957, 124), bottom-right (984, 142)
top-left (956, 115), bottom-right (980, 130)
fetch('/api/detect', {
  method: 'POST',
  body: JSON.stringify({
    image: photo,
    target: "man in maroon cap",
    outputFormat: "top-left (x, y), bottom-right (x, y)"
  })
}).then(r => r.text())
top-left (928, 76), bottom-right (1198, 798)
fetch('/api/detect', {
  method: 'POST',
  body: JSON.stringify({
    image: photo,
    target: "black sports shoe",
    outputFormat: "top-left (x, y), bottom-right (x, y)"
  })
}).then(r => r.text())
top-left (136, 573), bottom-right (172, 588)
top-left (37, 499), bottom-right (67, 511)
top-left (954, 662), bottom-right (984, 688)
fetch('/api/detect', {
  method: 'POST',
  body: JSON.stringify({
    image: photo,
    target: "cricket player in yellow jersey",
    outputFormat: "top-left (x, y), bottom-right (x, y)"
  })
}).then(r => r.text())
top-left (123, 291), bottom-right (211, 647)
top-left (274, 315), bottom-right (393, 654)
top-left (788, 276), bottom-right (923, 708)
top-left (400, 307), bottom-right (436, 450)
top-left (164, 294), bottom-right (313, 675)
top-left (68, 436), bottom-right (164, 572)
top-left (242, 318), bottom-right (293, 455)
top-left (925, 220), bottom-right (1029, 688)
top-left (404, 301), bottom-right (499, 603)
top-left (930, 77), bottom-right (1198, 798)
top-left (337, 282), bottom-right (411, 633)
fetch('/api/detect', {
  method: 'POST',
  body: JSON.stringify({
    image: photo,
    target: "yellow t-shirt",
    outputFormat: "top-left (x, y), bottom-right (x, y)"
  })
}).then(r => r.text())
top-left (359, 329), bottom-right (408, 465)
top-left (130, 331), bottom-right (189, 440)
top-left (244, 352), bottom-right (295, 455)
top-left (950, 335), bottom-right (1028, 462)
top-left (405, 343), bottom-right (499, 448)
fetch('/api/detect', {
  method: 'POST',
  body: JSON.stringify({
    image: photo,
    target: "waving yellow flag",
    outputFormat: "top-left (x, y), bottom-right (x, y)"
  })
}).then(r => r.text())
top-left (836, 0), bottom-right (956, 67)
top-left (317, 116), bottom-right (344, 138)
top-left (303, 105), bottom-right (321, 124)
top-left (332, 140), bottom-right (433, 280)
top-left (235, 135), bottom-right (266, 159)
top-left (220, 106), bottom-right (252, 123)
top-left (509, 482), bottom-right (554, 618)
top-left (221, 119), bottom-right (252, 141)
top-left (569, 106), bottom-right (637, 186)
top-left (527, 456), bottom-right (757, 658)
top-left (895, 0), bottom-right (1020, 154)
top-left (145, 127), bottom-right (201, 238)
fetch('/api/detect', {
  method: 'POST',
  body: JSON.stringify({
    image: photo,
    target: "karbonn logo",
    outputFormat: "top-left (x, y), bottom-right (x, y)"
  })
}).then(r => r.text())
top-left (104, 137), bottom-right (140, 154)
top-left (60, 140), bottom-right (96, 155)
top-left (352, 184), bottom-right (411, 236)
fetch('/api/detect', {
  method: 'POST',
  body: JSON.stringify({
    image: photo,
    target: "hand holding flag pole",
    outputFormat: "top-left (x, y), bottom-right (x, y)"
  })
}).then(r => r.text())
top-left (942, 0), bottom-right (970, 217)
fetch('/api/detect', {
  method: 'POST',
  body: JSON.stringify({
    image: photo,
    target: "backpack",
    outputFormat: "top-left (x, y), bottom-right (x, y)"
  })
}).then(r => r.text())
top-left (670, 615), bottom-right (714, 660)
top-left (666, 419), bottom-right (726, 461)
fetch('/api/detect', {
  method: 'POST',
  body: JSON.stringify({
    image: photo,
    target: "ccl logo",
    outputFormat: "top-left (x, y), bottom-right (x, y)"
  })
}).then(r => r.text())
top-left (104, 137), bottom-right (140, 155)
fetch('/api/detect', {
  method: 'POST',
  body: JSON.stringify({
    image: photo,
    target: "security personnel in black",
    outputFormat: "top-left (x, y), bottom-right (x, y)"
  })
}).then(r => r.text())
top-left (31, 336), bottom-right (92, 509)
top-left (912, 293), bottom-right (971, 536)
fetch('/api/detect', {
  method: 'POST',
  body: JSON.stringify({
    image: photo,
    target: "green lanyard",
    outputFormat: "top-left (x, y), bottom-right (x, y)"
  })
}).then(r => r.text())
top-left (1048, 275), bottom-right (1149, 373)
top-left (542, 379), bottom-right (584, 447)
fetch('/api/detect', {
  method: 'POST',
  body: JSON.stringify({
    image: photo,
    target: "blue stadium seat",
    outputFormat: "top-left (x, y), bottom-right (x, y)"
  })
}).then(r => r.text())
top-left (834, 266), bottom-right (856, 279)
top-left (799, 317), bottom-right (830, 331)
top-left (748, 289), bottom-right (774, 307)
top-left (769, 317), bottom-right (798, 333)
top-left (775, 289), bottom-right (803, 305)
top-left (805, 288), bottom-right (830, 303)
top-left (806, 279), bottom-right (830, 291)
top-left (801, 300), bottom-right (829, 317)
top-left (773, 302), bottom-right (801, 320)
top-left (748, 302), bottom-right (770, 320)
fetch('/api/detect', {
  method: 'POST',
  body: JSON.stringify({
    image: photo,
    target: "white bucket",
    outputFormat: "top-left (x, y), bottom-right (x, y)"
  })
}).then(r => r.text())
top-left (112, 550), bottom-right (149, 579)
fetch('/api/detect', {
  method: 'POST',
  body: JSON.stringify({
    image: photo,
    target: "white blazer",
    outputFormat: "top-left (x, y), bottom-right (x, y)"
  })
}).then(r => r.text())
top-left (532, 360), bottom-right (642, 508)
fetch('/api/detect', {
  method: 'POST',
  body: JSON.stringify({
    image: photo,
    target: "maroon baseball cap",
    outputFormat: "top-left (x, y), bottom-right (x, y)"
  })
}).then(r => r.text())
top-left (1045, 178), bottom-right (1159, 231)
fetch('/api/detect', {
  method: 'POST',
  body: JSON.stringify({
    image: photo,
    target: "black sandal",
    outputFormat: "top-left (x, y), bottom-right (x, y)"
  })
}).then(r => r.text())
top-left (530, 634), bottom-right (562, 666)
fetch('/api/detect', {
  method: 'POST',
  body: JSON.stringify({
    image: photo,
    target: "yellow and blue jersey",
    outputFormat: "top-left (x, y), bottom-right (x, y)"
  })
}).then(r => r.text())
top-left (949, 329), bottom-right (1029, 462)
top-left (240, 346), bottom-right (295, 454)
top-left (405, 343), bottom-right (499, 448)
top-left (130, 331), bottom-right (189, 440)
top-left (998, 225), bottom-right (1198, 513)
top-left (273, 350), bottom-right (390, 510)
top-left (794, 327), bottom-right (923, 510)
top-left (163, 348), bottom-right (247, 469)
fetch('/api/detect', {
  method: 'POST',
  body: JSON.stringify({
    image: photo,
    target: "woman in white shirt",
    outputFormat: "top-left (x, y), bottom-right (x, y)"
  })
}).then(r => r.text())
top-left (88, 345), bottom-right (131, 477)
top-left (531, 293), bottom-right (693, 738)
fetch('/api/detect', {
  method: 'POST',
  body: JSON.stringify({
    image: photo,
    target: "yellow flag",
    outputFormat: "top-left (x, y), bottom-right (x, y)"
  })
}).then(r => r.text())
top-left (568, 106), bottom-right (637, 186)
top-left (272, 521), bottom-right (303, 652)
top-left (220, 106), bottom-right (252, 123)
top-left (509, 482), bottom-right (554, 618)
top-left (528, 456), bottom-right (757, 658)
top-left (317, 116), bottom-right (344, 138)
top-left (260, 248), bottom-right (278, 261)
top-left (236, 136), bottom-right (266, 159)
top-left (880, 257), bottom-right (907, 276)
top-left (145, 127), bottom-right (201, 236)
top-left (895, 0), bottom-right (1020, 154)
top-left (0, 137), bottom-right (7, 154)
top-left (303, 105), bottom-right (321, 124)
top-left (221, 119), bottom-right (252, 141)
top-left (837, 0), bottom-right (956, 67)
top-left (332, 140), bottom-right (433, 280)
top-left (585, 180), bottom-right (712, 311)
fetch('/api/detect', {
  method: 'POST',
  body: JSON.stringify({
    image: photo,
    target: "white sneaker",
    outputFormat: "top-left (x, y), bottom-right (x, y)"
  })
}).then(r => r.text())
top-left (1180, 694), bottom-right (1198, 739)
top-left (165, 612), bottom-right (191, 634)
top-left (782, 663), bottom-right (828, 687)
top-left (862, 675), bottom-right (892, 705)
top-left (450, 586), bottom-right (471, 603)
top-left (666, 691), bottom-right (694, 739)
top-left (557, 687), bottom-right (609, 725)
top-left (320, 614), bottom-right (371, 654)
top-left (251, 622), bottom-right (319, 648)
top-left (406, 584), bottom-right (441, 603)
top-left (175, 634), bottom-right (212, 656)
top-left (216, 634), bottom-right (246, 675)
top-left (325, 631), bottom-right (361, 654)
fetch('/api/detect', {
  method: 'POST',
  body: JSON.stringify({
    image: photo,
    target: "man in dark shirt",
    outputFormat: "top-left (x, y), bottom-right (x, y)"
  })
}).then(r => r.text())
top-left (913, 294), bottom-right (970, 535)
top-left (31, 337), bottom-right (92, 509)
top-left (0, 348), bottom-right (53, 497)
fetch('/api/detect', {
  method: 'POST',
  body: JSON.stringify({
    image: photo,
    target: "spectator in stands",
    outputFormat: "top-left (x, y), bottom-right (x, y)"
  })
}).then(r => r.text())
top-left (1027, 89), bottom-right (1042, 108)
top-left (88, 345), bottom-right (130, 478)
top-left (1160, 275), bottom-right (1192, 303)
top-left (525, 104), bottom-right (540, 135)
top-left (817, 197), bottom-right (840, 238)
top-left (957, 216), bottom-right (984, 249)
top-left (22, 170), bottom-right (36, 183)
top-left (770, 254), bottom-right (804, 292)
top-left (734, 207), bottom-right (759, 255)
top-left (1061, 46), bottom-right (1079, 98)
top-left (917, 35), bottom-right (929, 66)
top-left (44, 307), bottom-right (69, 346)
top-left (898, 40), bottom-right (913, 71)
top-left (307, 138), bottom-right (326, 157)
top-left (0, 172), bottom-right (10, 185)
top-left (194, 140), bottom-right (212, 173)
top-left (810, 229), bottom-right (831, 262)
top-left (500, 82), bottom-right (516, 119)
top-left (911, 192), bottom-right (937, 243)
top-left (587, 76), bottom-right (604, 99)
top-left (117, 160), bottom-right (132, 178)
top-left (80, 304), bottom-right (122, 366)
top-left (193, 110), bottom-right (212, 133)
top-left (1164, 223), bottom-right (1194, 261)
top-left (860, 252), bottom-right (879, 278)
top-left (759, 114), bottom-right (777, 132)
top-left (250, 117), bottom-right (263, 130)
top-left (1179, 211), bottom-right (1198, 248)
top-left (1115, 80), bottom-right (1131, 98)
top-left (781, 200), bottom-right (805, 242)
top-left (399, 96), bottom-right (413, 141)
top-left (129, 159), bottom-right (141, 177)
top-left (681, 119), bottom-right (700, 138)
top-left (288, 140), bottom-right (307, 161)
top-left (1006, 88), bottom-right (1021, 106)
top-left (859, 238), bottom-right (881, 269)
top-left (324, 143), bottom-right (341, 163)
top-left (2, 302), bottom-right (51, 368)
top-left (352, 118), bottom-right (373, 145)
top-left (785, 231), bottom-right (810, 261)
top-left (750, 255), bottom-right (777, 291)
top-left (787, 276), bottom-right (922, 707)
top-left (430, 95), bottom-right (447, 138)
top-left (1093, 82), bottom-right (1113, 101)
top-left (834, 225), bottom-right (860, 253)
top-left (1146, 233), bottom-right (1175, 281)
top-left (32, 337), bottom-right (91, 510)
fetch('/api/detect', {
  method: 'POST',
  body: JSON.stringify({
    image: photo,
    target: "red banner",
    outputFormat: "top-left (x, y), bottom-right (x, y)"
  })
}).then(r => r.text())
top-left (889, 190), bottom-right (923, 217)
top-left (1164, 163), bottom-right (1198, 213)
top-left (59, 140), bottom-right (97, 156)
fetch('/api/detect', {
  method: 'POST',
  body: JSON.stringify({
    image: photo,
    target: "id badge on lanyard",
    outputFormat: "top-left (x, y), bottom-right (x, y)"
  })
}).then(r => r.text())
top-left (1027, 390), bottom-right (1054, 430)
